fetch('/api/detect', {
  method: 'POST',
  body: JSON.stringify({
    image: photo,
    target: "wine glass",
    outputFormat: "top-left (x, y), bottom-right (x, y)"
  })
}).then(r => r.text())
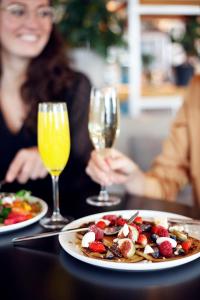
top-left (38, 102), bottom-right (71, 229)
top-left (86, 86), bottom-right (121, 207)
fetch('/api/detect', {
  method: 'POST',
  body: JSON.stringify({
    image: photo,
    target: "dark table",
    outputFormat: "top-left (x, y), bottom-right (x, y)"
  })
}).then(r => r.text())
top-left (1, 194), bottom-right (200, 300)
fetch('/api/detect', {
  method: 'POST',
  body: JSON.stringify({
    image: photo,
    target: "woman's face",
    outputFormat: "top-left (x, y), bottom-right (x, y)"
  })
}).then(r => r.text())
top-left (0, 0), bottom-right (53, 59)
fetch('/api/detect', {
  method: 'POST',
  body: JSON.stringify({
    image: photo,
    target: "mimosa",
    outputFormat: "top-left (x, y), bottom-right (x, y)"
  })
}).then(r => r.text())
top-left (38, 110), bottom-right (70, 176)
top-left (38, 102), bottom-right (71, 229)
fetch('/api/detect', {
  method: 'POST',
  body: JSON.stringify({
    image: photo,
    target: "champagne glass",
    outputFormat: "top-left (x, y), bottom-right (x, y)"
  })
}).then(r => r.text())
top-left (38, 102), bottom-right (71, 229)
top-left (86, 86), bottom-right (121, 206)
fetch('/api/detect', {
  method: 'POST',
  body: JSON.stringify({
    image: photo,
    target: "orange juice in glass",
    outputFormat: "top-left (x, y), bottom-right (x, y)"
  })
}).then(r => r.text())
top-left (38, 102), bottom-right (71, 229)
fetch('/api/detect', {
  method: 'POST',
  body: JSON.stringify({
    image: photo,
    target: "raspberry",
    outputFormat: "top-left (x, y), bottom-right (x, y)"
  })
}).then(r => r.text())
top-left (152, 225), bottom-right (169, 237)
top-left (116, 217), bottom-right (127, 226)
top-left (157, 226), bottom-right (169, 237)
top-left (103, 214), bottom-right (117, 225)
top-left (89, 241), bottom-right (106, 253)
top-left (159, 241), bottom-right (173, 258)
top-left (89, 224), bottom-right (104, 240)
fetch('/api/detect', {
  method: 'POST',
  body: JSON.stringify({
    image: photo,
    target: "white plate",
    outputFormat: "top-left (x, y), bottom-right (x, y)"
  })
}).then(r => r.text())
top-left (0, 196), bottom-right (48, 233)
top-left (59, 209), bottom-right (200, 271)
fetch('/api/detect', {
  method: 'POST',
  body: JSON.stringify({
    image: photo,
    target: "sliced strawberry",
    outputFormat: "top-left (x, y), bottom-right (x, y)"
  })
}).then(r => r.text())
top-left (134, 216), bottom-right (143, 224)
top-left (137, 234), bottom-right (148, 246)
top-left (96, 220), bottom-right (107, 229)
top-left (182, 240), bottom-right (192, 252)
top-left (89, 241), bottom-right (106, 253)
top-left (151, 225), bottom-right (160, 234)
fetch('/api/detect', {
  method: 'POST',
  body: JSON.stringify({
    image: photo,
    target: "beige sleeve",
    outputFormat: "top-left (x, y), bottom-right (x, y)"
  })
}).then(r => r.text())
top-left (143, 102), bottom-right (190, 201)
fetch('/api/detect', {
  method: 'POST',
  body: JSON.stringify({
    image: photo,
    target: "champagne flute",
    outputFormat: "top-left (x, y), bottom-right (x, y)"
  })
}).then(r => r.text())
top-left (86, 86), bottom-right (121, 206)
top-left (38, 102), bottom-right (71, 229)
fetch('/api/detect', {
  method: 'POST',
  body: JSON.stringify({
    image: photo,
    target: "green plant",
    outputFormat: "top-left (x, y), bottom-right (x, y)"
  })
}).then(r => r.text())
top-left (142, 53), bottom-right (155, 70)
top-left (53, 0), bottom-right (126, 57)
top-left (171, 16), bottom-right (200, 59)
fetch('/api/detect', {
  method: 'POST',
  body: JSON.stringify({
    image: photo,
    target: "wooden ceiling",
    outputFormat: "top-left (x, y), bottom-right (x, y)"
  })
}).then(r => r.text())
top-left (140, 0), bottom-right (200, 5)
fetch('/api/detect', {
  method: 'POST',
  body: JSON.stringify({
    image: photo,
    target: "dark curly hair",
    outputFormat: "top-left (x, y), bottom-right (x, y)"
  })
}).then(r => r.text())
top-left (21, 25), bottom-right (75, 131)
top-left (0, 0), bottom-right (76, 132)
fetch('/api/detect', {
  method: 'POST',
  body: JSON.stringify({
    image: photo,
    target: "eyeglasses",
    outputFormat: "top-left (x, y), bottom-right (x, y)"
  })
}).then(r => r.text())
top-left (0, 3), bottom-right (57, 23)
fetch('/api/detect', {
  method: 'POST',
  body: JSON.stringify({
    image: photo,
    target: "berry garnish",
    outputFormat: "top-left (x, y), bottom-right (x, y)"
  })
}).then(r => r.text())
top-left (151, 246), bottom-right (160, 258)
top-left (103, 214), bottom-right (117, 225)
top-left (116, 217), bottom-right (127, 226)
top-left (134, 216), bottom-right (143, 224)
top-left (137, 234), bottom-right (148, 246)
top-left (89, 241), bottom-right (106, 253)
top-left (152, 225), bottom-right (169, 237)
top-left (182, 240), bottom-right (192, 252)
top-left (159, 241), bottom-right (173, 258)
top-left (96, 220), bottom-right (107, 229)
top-left (151, 233), bottom-right (159, 242)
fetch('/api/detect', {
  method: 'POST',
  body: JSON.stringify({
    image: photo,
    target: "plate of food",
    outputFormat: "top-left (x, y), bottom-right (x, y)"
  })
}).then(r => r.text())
top-left (0, 190), bottom-right (48, 233)
top-left (58, 210), bottom-right (200, 271)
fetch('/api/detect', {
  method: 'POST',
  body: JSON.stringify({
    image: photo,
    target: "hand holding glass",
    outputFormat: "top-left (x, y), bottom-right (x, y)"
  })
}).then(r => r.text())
top-left (86, 86), bottom-right (121, 206)
top-left (38, 102), bottom-right (71, 229)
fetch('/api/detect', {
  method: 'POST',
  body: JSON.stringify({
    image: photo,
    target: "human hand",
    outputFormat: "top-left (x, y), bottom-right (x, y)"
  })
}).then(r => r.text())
top-left (5, 147), bottom-right (48, 184)
top-left (86, 148), bottom-right (139, 186)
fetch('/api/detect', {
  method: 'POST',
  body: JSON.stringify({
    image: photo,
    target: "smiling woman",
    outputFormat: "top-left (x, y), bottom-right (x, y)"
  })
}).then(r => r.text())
top-left (0, 0), bottom-right (100, 215)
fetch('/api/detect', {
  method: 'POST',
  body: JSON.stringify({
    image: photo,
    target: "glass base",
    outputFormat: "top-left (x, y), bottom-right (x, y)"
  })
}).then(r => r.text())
top-left (86, 195), bottom-right (121, 207)
top-left (40, 214), bottom-right (73, 229)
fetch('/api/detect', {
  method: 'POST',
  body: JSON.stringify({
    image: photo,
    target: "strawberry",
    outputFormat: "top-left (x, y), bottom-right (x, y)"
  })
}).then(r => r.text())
top-left (151, 225), bottom-right (160, 234)
top-left (159, 241), bottom-right (173, 258)
top-left (96, 220), bottom-right (107, 229)
top-left (137, 234), bottom-right (148, 246)
top-left (134, 216), bottom-right (143, 224)
top-left (89, 241), bottom-right (106, 253)
top-left (182, 240), bottom-right (192, 252)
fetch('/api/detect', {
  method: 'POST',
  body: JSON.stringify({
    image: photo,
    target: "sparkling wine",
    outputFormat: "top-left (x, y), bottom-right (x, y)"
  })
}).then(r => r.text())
top-left (89, 122), bottom-right (118, 149)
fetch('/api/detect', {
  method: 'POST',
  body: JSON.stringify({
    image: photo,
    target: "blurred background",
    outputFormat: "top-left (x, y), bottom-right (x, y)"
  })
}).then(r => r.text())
top-left (55, 0), bottom-right (200, 205)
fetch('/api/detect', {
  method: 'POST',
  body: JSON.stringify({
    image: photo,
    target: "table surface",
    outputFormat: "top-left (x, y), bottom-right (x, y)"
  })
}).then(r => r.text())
top-left (1, 194), bottom-right (200, 300)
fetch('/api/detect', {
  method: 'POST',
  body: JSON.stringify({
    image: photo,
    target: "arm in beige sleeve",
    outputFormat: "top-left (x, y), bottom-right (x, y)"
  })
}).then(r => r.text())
top-left (142, 102), bottom-right (190, 201)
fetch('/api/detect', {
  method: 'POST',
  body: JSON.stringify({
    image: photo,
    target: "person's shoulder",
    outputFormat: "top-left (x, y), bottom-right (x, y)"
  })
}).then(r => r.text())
top-left (72, 70), bottom-right (91, 88)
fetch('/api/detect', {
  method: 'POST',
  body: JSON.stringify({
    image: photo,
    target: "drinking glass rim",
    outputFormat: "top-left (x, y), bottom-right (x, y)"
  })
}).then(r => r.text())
top-left (38, 102), bottom-right (67, 112)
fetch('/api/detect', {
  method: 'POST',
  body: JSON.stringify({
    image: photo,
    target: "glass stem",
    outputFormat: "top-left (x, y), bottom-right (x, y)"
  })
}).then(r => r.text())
top-left (51, 175), bottom-right (61, 220)
top-left (98, 185), bottom-right (109, 201)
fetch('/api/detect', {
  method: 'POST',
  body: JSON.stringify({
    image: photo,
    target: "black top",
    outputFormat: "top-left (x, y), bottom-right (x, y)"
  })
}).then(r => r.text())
top-left (0, 72), bottom-right (99, 216)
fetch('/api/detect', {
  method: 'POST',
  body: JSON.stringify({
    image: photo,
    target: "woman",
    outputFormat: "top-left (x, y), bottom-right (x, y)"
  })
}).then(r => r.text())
top-left (86, 75), bottom-right (200, 206)
top-left (0, 0), bottom-right (99, 214)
